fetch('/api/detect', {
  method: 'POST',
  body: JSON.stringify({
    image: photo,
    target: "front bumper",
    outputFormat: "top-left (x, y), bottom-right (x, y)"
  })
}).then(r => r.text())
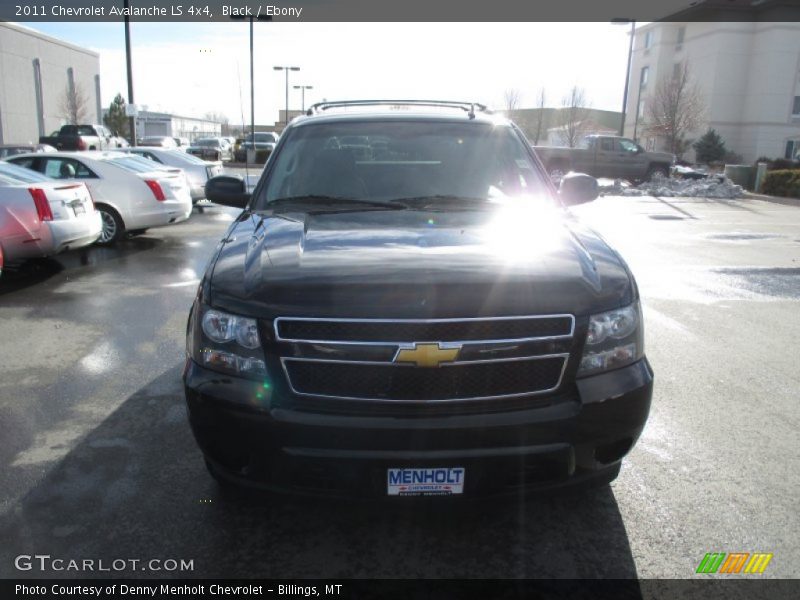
top-left (184, 358), bottom-right (653, 498)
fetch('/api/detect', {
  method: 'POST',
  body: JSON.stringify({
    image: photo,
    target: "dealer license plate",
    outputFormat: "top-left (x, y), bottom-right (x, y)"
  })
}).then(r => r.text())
top-left (387, 467), bottom-right (465, 496)
top-left (72, 202), bottom-right (85, 215)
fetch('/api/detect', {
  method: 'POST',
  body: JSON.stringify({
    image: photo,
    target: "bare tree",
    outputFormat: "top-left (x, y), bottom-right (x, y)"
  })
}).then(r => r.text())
top-left (531, 88), bottom-right (548, 145)
top-left (643, 62), bottom-right (704, 157)
top-left (558, 86), bottom-right (591, 148)
top-left (60, 83), bottom-right (89, 125)
top-left (205, 111), bottom-right (231, 135)
top-left (503, 88), bottom-right (522, 113)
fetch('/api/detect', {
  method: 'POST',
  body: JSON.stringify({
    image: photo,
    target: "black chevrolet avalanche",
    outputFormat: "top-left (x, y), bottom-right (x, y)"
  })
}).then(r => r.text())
top-left (184, 100), bottom-right (654, 498)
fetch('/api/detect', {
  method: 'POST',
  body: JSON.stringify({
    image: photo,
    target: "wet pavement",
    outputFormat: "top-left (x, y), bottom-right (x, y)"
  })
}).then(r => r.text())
top-left (0, 194), bottom-right (798, 580)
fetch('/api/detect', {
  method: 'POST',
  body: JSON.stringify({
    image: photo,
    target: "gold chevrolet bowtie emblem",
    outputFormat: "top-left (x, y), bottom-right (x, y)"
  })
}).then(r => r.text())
top-left (394, 343), bottom-right (461, 368)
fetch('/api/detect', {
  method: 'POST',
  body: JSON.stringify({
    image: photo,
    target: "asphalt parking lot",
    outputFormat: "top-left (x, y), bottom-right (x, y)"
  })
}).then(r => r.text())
top-left (0, 192), bottom-right (798, 580)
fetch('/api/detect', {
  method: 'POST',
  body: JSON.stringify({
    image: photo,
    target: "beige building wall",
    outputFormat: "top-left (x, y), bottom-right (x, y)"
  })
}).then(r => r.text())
top-left (0, 22), bottom-right (100, 144)
top-left (624, 21), bottom-right (800, 162)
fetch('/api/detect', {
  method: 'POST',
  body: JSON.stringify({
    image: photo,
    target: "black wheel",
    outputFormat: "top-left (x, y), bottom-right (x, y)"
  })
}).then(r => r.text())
top-left (95, 205), bottom-right (125, 244)
top-left (646, 166), bottom-right (669, 181)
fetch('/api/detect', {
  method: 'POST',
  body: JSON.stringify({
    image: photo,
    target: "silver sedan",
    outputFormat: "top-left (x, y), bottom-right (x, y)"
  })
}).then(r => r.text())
top-left (124, 148), bottom-right (224, 203)
top-left (0, 161), bottom-right (101, 263)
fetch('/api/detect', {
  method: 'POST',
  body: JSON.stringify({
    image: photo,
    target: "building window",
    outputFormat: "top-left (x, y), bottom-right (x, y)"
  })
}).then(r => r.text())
top-left (644, 31), bottom-right (653, 50)
top-left (793, 96), bottom-right (800, 117)
top-left (786, 139), bottom-right (799, 159)
top-left (638, 98), bottom-right (646, 119)
top-left (641, 66), bottom-right (649, 88)
top-left (676, 26), bottom-right (685, 50)
top-left (32, 58), bottom-right (45, 137)
top-left (673, 62), bottom-right (683, 80)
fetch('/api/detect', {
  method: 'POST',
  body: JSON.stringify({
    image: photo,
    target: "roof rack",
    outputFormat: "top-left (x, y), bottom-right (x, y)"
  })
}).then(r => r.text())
top-left (305, 100), bottom-right (491, 119)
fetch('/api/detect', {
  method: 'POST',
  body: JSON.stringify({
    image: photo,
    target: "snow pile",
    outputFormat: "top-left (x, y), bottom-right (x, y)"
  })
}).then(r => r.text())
top-left (672, 165), bottom-right (709, 180)
top-left (604, 174), bottom-right (745, 199)
top-left (598, 179), bottom-right (632, 195)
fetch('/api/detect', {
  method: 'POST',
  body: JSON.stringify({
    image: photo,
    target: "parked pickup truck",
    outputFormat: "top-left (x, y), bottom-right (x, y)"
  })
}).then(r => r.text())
top-left (534, 135), bottom-right (674, 182)
top-left (39, 124), bottom-right (128, 151)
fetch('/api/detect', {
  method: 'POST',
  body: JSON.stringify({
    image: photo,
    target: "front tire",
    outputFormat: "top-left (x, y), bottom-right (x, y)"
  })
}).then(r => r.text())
top-left (95, 205), bottom-right (125, 245)
top-left (646, 165), bottom-right (669, 181)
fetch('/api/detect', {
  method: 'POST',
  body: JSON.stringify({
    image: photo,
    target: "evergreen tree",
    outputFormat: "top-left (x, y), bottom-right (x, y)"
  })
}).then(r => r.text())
top-left (693, 129), bottom-right (727, 164)
top-left (103, 94), bottom-right (128, 137)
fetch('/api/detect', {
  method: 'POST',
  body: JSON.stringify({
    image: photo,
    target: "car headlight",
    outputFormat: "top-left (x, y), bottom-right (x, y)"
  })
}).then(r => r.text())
top-left (189, 303), bottom-right (267, 379)
top-left (578, 302), bottom-right (644, 377)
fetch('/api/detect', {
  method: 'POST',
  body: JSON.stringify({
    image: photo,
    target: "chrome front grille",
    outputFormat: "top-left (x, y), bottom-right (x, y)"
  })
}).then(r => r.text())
top-left (274, 315), bottom-right (575, 403)
top-left (274, 315), bottom-right (574, 344)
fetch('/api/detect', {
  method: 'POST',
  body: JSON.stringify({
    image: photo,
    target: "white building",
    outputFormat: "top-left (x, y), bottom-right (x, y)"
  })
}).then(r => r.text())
top-left (0, 22), bottom-right (101, 144)
top-left (133, 111), bottom-right (221, 142)
top-left (624, 15), bottom-right (800, 162)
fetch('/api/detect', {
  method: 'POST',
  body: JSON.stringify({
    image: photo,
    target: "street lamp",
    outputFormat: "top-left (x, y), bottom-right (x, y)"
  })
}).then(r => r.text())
top-left (123, 0), bottom-right (135, 143)
top-left (612, 18), bottom-right (636, 137)
top-left (274, 66), bottom-right (300, 127)
top-left (293, 85), bottom-right (313, 112)
top-left (230, 14), bottom-right (271, 158)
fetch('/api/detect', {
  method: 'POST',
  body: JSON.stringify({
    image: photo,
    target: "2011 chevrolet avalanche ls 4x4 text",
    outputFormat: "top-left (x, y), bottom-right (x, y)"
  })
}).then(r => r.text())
top-left (184, 100), bottom-right (654, 498)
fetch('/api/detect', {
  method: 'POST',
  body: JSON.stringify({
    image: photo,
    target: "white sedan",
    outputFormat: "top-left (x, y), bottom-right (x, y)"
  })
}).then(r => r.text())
top-left (123, 147), bottom-right (224, 203)
top-left (0, 161), bottom-right (101, 262)
top-left (7, 151), bottom-right (192, 244)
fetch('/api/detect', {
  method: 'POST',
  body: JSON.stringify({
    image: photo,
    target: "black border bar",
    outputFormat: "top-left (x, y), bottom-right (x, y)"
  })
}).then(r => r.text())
top-left (2, 0), bottom-right (800, 22)
top-left (3, 579), bottom-right (800, 600)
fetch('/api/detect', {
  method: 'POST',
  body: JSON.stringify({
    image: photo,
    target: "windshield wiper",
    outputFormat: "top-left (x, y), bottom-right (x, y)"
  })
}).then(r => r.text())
top-left (387, 195), bottom-right (490, 209)
top-left (265, 195), bottom-right (407, 212)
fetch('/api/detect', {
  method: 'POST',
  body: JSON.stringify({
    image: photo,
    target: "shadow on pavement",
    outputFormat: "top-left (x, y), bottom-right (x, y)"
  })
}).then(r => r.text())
top-left (0, 237), bottom-right (163, 297)
top-left (0, 365), bottom-right (641, 586)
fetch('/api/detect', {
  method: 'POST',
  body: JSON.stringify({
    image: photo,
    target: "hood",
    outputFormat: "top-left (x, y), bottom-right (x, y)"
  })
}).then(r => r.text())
top-left (208, 205), bottom-right (634, 319)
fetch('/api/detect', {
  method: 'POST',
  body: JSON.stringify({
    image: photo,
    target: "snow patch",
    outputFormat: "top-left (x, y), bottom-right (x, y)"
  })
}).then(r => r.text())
top-left (601, 173), bottom-right (744, 199)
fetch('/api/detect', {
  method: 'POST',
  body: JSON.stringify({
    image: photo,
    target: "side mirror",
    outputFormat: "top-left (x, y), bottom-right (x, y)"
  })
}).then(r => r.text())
top-left (205, 175), bottom-right (250, 208)
top-left (558, 172), bottom-right (599, 206)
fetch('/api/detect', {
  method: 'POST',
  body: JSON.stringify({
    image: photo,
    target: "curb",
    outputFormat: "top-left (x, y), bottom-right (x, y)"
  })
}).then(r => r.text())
top-left (743, 192), bottom-right (800, 207)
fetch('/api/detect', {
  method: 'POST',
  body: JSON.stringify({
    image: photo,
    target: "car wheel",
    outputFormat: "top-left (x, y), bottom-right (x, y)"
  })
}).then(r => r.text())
top-left (95, 205), bottom-right (125, 244)
top-left (127, 228), bottom-right (149, 237)
top-left (646, 166), bottom-right (669, 181)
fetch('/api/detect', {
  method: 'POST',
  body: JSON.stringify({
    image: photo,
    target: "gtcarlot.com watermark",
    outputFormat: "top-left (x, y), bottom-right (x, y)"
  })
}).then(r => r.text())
top-left (14, 554), bottom-right (194, 573)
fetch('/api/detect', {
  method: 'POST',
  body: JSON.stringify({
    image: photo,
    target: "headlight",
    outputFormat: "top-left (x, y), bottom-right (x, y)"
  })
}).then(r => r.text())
top-left (578, 302), bottom-right (644, 377)
top-left (191, 304), bottom-right (267, 379)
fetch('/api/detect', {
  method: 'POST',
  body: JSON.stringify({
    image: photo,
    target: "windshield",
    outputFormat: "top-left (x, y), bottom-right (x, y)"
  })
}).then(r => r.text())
top-left (259, 120), bottom-right (547, 208)
top-left (107, 156), bottom-right (163, 173)
top-left (194, 139), bottom-right (219, 147)
top-left (174, 152), bottom-right (210, 165)
top-left (246, 133), bottom-right (278, 143)
top-left (0, 161), bottom-right (52, 183)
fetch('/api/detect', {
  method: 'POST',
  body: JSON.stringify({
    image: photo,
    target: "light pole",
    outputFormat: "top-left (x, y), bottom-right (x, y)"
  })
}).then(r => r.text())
top-left (123, 0), bottom-right (135, 143)
top-left (274, 66), bottom-right (300, 127)
top-left (230, 14), bottom-right (271, 155)
top-left (293, 85), bottom-right (313, 112)
top-left (612, 18), bottom-right (636, 137)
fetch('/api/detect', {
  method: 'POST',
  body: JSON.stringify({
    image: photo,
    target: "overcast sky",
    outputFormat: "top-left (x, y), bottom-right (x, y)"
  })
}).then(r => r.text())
top-left (26, 22), bottom-right (633, 126)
